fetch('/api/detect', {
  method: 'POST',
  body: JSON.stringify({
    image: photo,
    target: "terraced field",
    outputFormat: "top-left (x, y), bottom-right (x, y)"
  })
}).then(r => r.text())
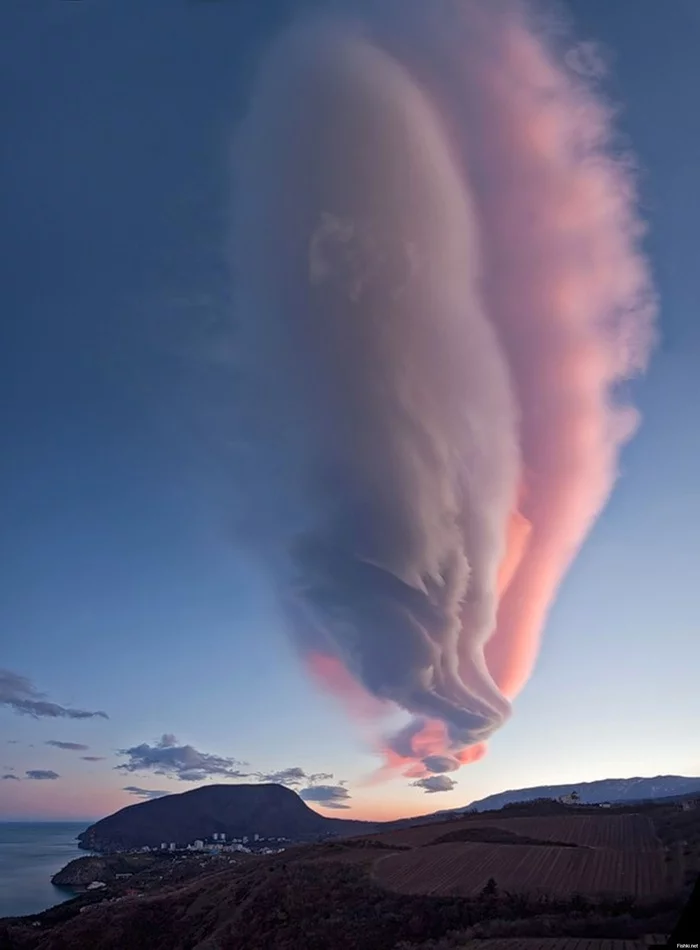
top-left (372, 841), bottom-right (667, 898)
top-left (364, 813), bottom-right (660, 851)
top-left (458, 940), bottom-right (647, 950)
top-left (472, 815), bottom-right (661, 851)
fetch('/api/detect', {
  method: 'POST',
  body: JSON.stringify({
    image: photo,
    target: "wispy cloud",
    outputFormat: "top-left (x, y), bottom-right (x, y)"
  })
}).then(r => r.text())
top-left (2, 774), bottom-right (20, 781)
top-left (299, 784), bottom-right (352, 809)
top-left (255, 766), bottom-right (306, 786)
top-left (411, 775), bottom-right (457, 794)
top-left (255, 767), bottom-right (334, 787)
top-left (123, 786), bottom-right (171, 800)
top-left (114, 734), bottom-right (346, 800)
top-left (26, 769), bottom-right (60, 781)
top-left (46, 740), bottom-right (90, 751)
top-left (0, 669), bottom-right (108, 720)
top-left (81, 755), bottom-right (105, 762)
top-left (115, 734), bottom-right (248, 783)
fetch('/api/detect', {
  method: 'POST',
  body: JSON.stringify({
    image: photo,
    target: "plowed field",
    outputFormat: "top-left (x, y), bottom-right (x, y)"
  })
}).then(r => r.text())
top-left (458, 940), bottom-right (644, 949)
top-left (372, 841), bottom-right (666, 897)
top-left (365, 814), bottom-right (660, 851)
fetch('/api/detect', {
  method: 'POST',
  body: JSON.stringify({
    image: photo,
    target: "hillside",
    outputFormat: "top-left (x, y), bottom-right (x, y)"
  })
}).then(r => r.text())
top-left (1, 805), bottom-right (693, 950)
top-left (450, 775), bottom-right (700, 813)
top-left (77, 783), bottom-right (376, 852)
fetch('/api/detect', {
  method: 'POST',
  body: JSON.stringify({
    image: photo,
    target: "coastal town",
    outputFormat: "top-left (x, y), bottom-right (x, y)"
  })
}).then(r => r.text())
top-left (134, 831), bottom-right (288, 858)
top-left (49, 832), bottom-right (291, 908)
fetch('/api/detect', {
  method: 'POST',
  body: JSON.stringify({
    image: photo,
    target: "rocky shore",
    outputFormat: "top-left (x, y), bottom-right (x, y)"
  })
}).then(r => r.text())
top-left (51, 856), bottom-right (118, 889)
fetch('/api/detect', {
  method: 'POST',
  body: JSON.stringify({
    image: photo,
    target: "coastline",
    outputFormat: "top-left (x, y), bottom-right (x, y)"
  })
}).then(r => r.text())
top-left (0, 822), bottom-right (91, 919)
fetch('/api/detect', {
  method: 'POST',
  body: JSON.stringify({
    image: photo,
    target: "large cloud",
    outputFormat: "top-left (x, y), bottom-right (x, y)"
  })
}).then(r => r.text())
top-left (218, 0), bottom-right (655, 782)
top-left (0, 669), bottom-right (108, 720)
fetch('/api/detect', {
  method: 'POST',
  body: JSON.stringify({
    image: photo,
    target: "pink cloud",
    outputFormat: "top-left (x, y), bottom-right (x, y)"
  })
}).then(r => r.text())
top-left (370, 0), bottom-right (655, 702)
top-left (229, 0), bottom-right (655, 780)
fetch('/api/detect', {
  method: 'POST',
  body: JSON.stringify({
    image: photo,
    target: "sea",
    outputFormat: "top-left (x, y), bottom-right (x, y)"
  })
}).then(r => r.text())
top-left (0, 822), bottom-right (94, 919)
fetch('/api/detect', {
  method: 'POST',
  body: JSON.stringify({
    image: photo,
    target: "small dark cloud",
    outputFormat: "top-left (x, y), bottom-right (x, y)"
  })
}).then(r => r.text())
top-left (255, 767), bottom-right (335, 787)
top-left (308, 771), bottom-right (334, 784)
top-left (46, 740), bottom-right (89, 751)
top-left (2, 774), bottom-right (20, 781)
top-left (115, 734), bottom-right (248, 783)
top-left (123, 786), bottom-right (171, 800)
top-left (6, 739), bottom-right (19, 744)
top-left (422, 754), bottom-right (460, 774)
top-left (411, 775), bottom-right (457, 794)
top-left (299, 784), bottom-right (352, 809)
top-left (26, 769), bottom-right (60, 781)
top-left (81, 755), bottom-right (105, 762)
top-left (256, 766), bottom-right (306, 786)
top-left (0, 669), bottom-right (108, 720)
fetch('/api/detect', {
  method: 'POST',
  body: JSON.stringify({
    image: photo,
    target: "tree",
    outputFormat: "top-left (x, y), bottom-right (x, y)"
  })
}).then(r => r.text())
top-left (481, 877), bottom-right (499, 898)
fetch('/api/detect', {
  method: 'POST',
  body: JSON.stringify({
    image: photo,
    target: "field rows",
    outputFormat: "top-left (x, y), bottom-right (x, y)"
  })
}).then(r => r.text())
top-left (373, 842), bottom-right (667, 898)
top-left (367, 814), bottom-right (660, 852)
top-left (476, 816), bottom-right (661, 851)
top-left (458, 940), bottom-right (645, 950)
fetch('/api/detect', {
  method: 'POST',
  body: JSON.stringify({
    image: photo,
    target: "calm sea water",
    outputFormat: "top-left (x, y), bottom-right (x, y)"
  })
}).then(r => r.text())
top-left (0, 822), bottom-right (92, 919)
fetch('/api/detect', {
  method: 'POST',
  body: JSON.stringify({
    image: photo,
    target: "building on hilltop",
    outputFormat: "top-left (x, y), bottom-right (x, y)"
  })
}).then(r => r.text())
top-left (559, 791), bottom-right (581, 805)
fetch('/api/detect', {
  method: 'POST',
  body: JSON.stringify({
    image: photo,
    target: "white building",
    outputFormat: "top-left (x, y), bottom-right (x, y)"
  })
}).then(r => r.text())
top-left (194, 839), bottom-right (204, 850)
top-left (253, 833), bottom-right (259, 842)
top-left (160, 843), bottom-right (168, 850)
top-left (169, 842), bottom-right (176, 851)
top-left (559, 792), bottom-right (581, 805)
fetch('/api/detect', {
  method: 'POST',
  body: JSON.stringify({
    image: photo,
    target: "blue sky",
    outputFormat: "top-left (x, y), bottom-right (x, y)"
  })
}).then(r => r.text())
top-left (1, 0), bottom-right (698, 822)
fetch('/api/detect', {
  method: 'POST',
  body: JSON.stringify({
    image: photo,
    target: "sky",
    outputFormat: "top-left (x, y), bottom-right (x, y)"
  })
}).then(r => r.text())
top-left (1, 0), bottom-right (698, 823)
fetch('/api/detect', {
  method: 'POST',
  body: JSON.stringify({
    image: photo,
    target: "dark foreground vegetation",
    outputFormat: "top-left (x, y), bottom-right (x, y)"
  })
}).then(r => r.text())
top-left (0, 847), bottom-right (688, 949)
top-left (0, 798), bottom-right (695, 949)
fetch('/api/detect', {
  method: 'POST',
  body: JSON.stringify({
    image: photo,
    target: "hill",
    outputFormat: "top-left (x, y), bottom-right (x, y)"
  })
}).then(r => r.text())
top-left (446, 775), bottom-right (700, 813)
top-left (77, 783), bottom-right (376, 852)
top-left (2, 804), bottom-right (694, 949)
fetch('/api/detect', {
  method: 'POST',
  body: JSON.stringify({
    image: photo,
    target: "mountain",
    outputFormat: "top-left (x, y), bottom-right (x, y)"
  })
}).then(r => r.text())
top-left (77, 783), bottom-right (377, 852)
top-left (3, 798), bottom-right (695, 950)
top-left (446, 775), bottom-right (700, 813)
